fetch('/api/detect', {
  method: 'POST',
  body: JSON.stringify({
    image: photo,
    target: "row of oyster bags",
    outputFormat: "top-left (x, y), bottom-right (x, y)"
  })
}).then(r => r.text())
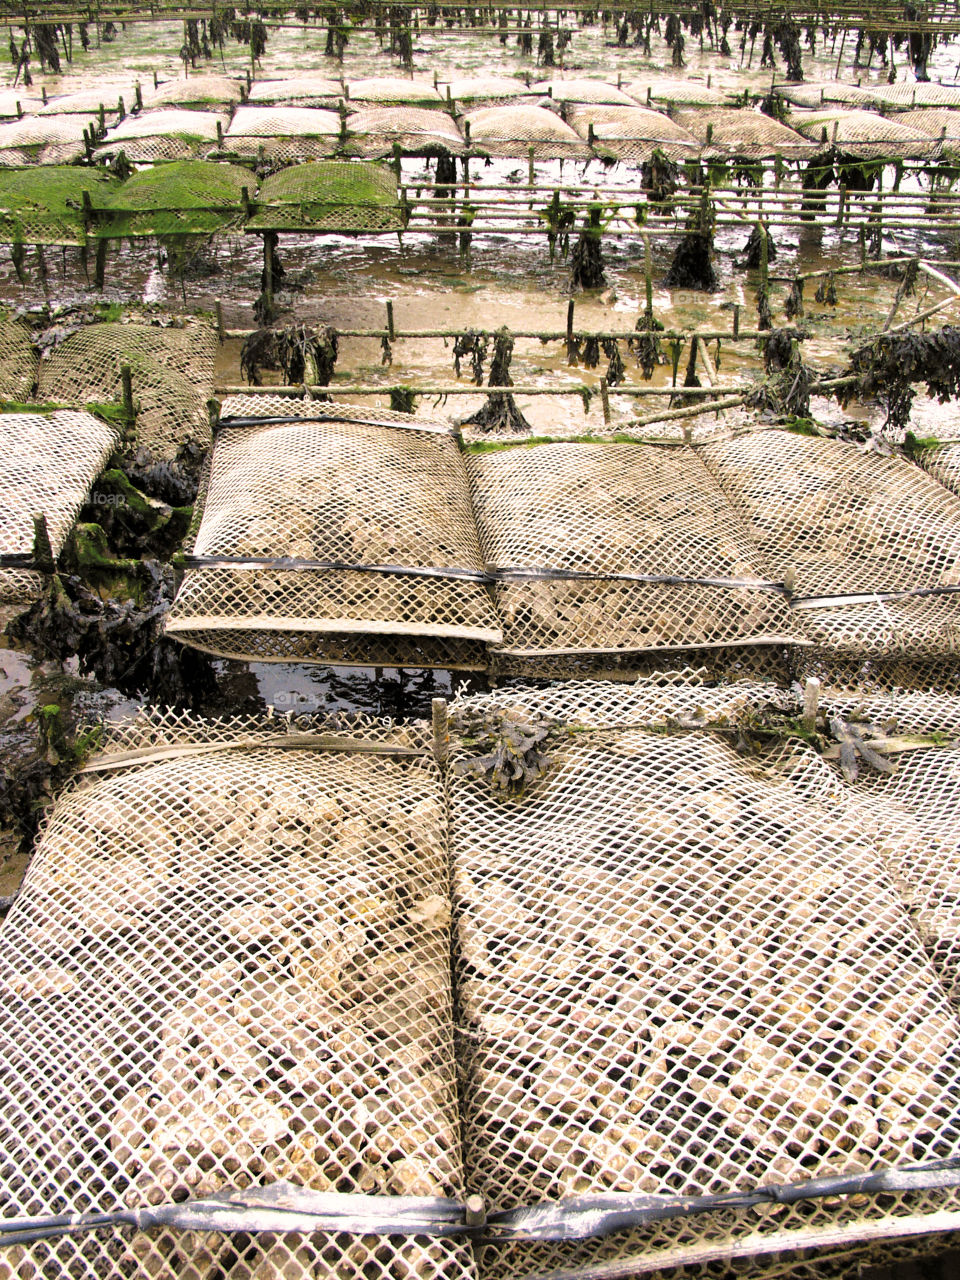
top-left (3, 684), bottom-right (960, 1277)
top-left (165, 406), bottom-right (960, 671)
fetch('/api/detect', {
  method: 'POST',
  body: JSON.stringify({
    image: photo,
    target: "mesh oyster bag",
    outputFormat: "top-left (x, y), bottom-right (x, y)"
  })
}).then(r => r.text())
top-left (166, 409), bottom-right (501, 667)
top-left (698, 429), bottom-right (960, 663)
top-left (95, 109), bottom-right (228, 163)
top-left (223, 107), bottom-right (340, 162)
top-left (0, 166), bottom-right (119, 247)
top-left (917, 438), bottom-right (960, 500)
top-left (344, 108), bottom-right (465, 159)
top-left (0, 311), bottom-right (38, 400)
top-left (0, 709), bottom-right (478, 1280)
top-left (37, 320), bottom-right (218, 459)
top-left (90, 160), bottom-right (249, 240)
top-left (447, 680), bottom-right (960, 1276)
top-left (810, 690), bottom-right (960, 1004)
top-left (464, 441), bottom-right (801, 664)
top-left (565, 104), bottom-right (698, 162)
top-left (672, 108), bottom-right (816, 160)
top-left (461, 105), bottom-right (590, 159)
top-left (245, 162), bottom-right (403, 234)
top-left (0, 409), bottom-right (117, 605)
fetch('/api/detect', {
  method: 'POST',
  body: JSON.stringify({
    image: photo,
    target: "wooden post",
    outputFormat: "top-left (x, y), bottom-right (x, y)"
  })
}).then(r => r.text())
top-left (263, 234), bottom-right (274, 313)
top-left (120, 363), bottom-right (135, 426)
top-left (733, 303), bottom-right (740, 340)
top-left (135, 82), bottom-right (142, 111)
top-left (241, 186), bottom-right (253, 218)
top-left (802, 677), bottom-right (821, 732)
top-left (643, 232), bottom-right (653, 315)
top-left (566, 299), bottom-right (574, 343)
top-left (528, 145), bottom-right (535, 187)
top-left (215, 299), bottom-right (225, 343)
top-left (98, 102), bottom-right (105, 133)
top-left (216, 119), bottom-right (223, 147)
top-left (386, 300), bottom-right (396, 341)
top-left (94, 239), bottom-right (107, 289)
top-left (431, 697), bottom-right (449, 766)
top-left (117, 95), bottom-right (125, 120)
top-left (599, 375), bottom-right (610, 424)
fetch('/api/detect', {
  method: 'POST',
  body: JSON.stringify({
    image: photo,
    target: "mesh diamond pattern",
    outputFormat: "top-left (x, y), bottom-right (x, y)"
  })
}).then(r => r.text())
top-left (792, 108), bottom-right (940, 158)
top-left (0, 409), bottom-right (117, 601)
top-left (345, 107), bottom-right (465, 158)
top-left (347, 78), bottom-right (443, 106)
top-left (566, 103), bottom-right (699, 161)
top-left (465, 442), bottom-right (799, 657)
top-left (699, 429), bottom-right (960, 660)
top-left (624, 77), bottom-right (725, 107)
top-left (674, 108), bottom-right (815, 159)
top-left (99, 107), bottom-right (226, 146)
top-left (224, 107), bottom-right (341, 160)
top-left (91, 160), bottom-right (249, 239)
top-left (143, 74), bottom-right (243, 110)
top-left (0, 733), bottom-right (477, 1280)
top-left (0, 311), bottom-right (38, 399)
top-left (167, 416), bottom-right (501, 662)
top-left (0, 166), bottom-right (118, 247)
top-left (919, 440), bottom-right (960, 497)
top-left (533, 79), bottom-right (638, 106)
top-left (249, 77), bottom-right (344, 106)
top-left (38, 321), bottom-right (217, 458)
top-left (450, 719), bottom-right (960, 1203)
top-left (246, 161), bottom-right (403, 234)
top-left (463, 105), bottom-right (590, 158)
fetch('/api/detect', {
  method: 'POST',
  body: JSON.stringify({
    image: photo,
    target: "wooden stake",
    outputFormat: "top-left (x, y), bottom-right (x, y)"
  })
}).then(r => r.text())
top-left (600, 376), bottom-right (610, 424)
top-left (215, 299), bottom-right (225, 342)
top-left (802, 677), bottom-right (821, 732)
top-left (566, 299), bottom-right (574, 343)
top-left (120, 363), bottom-right (134, 423)
top-left (386, 300), bottom-right (396, 341)
top-left (431, 697), bottom-right (449, 766)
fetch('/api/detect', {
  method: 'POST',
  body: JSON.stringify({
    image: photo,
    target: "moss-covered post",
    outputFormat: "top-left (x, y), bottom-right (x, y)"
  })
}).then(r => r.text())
top-left (94, 238), bottom-right (107, 289)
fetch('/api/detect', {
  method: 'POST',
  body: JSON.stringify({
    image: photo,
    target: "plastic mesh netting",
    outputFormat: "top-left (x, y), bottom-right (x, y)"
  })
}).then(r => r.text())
top-left (218, 395), bottom-right (453, 431)
top-left (345, 107), bottom-right (465, 158)
top-left (167, 413), bottom-right (501, 664)
top-left (533, 79), bottom-right (638, 106)
top-left (0, 714), bottom-right (478, 1280)
top-left (449, 679), bottom-right (960, 1275)
top-left (0, 409), bottom-right (117, 604)
top-left (223, 106), bottom-right (340, 160)
top-left (874, 81), bottom-right (960, 109)
top-left (248, 76), bottom-right (344, 106)
top-left (441, 78), bottom-right (532, 105)
top-left (143, 73), bottom-right (244, 110)
top-left (566, 104), bottom-right (698, 161)
top-left (37, 86), bottom-right (133, 116)
top-left (37, 321), bottom-right (217, 458)
top-left (918, 440), bottom-right (960, 497)
top-left (811, 691), bottom-right (960, 1003)
top-left (698, 429), bottom-right (960, 661)
top-left (90, 160), bottom-right (249, 240)
top-left (896, 108), bottom-right (960, 142)
top-left (347, 78), bottom-right (443, 106)
top-left (774, 82), bottom-right (883, 109)
top-left (791, 108), bottom-right (940, 159)
top-left (0, 311), bottom-right (38, 399)
top-left (98, 108), bottom-right (226, 146)
top-left (465, 441), bottom-right (799, 658)
top-left (674, 108), bottom-right (816, 159)
top-left (246, 161), bottom-right (403, 234)
top-left (462, 105), bottom-right (590, 158)
top-left (624, 77), bottom-right (725, 107)
top-left (0, 166), bottom-right (119, 247)
top-left (0, 113), bottom-right (92, 165)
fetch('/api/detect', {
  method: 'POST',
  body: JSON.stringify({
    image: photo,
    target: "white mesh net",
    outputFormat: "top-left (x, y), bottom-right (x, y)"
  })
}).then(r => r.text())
top-left (698, 429), bottom-right (960, 662)
top-left (0, 409), bottom-right (117, 604)
top-left (464, 441), bottom-right (800, 659)
top-left (167, 413), bottom-right (501, 663)
top-left (0, 714), bottom-right (477, 1280)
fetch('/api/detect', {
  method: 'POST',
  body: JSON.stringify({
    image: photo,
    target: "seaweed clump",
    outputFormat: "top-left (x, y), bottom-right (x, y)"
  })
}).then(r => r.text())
top-left (746, 327), bottom-right (812, 420)
top-left (843, 326), bottom-right (960, 434)
top-left (451, 708), bottom-right (570, 795)
top-left (240, 324), bottom-right (339, 386)
top-left (462, 328), bottom-right (532, 434)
